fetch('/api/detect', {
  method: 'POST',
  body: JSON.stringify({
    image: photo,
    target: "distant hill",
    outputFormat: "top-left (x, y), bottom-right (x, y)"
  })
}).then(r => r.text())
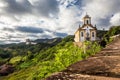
top-left (0, 37), bottom-right (62, 48)
top-left (33, 37), bottom-right (62, 45)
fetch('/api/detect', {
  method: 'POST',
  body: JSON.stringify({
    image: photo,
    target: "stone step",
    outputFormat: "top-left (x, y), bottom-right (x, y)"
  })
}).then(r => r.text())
top-left (95, 52), bottom-right (120, 56)
top-left (66, 56), bottom-right (120, 77)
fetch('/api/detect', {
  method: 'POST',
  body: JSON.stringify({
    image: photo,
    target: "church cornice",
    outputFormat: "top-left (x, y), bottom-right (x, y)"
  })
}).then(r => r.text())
top-left (81, 24), bottom-right (97, 30)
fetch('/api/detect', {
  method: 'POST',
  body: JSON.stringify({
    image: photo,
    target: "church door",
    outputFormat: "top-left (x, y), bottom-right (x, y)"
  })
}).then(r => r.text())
top-left (86, 32), bottom-right (90, 41)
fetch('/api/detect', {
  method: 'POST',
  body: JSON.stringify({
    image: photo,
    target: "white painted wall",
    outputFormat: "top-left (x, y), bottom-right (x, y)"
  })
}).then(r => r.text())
top-left (91, 37), bottom-right (95, 41)
top-left (80, 31), bottom-right (84, 42)
top-left (80, 36), bottom-right (84, 42)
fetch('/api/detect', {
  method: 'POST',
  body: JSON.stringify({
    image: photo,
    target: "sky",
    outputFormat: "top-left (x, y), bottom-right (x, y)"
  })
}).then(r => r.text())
top-left (0, 0), bottom-right (120, 44)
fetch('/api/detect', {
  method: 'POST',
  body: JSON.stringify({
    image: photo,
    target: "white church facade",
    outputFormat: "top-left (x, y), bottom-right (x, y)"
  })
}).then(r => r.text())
top-left (74, 14), bottom-right (97, 42)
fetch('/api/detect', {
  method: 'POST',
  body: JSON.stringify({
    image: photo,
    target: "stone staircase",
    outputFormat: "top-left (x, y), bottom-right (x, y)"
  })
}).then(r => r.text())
top-left (46, 36), bottom-right (120, 80)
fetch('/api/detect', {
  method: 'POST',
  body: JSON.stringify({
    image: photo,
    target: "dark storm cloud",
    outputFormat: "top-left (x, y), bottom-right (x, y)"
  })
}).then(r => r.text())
top-left (1, 0), bottom-right (59, 18)
top-left (34, 0), bottom-right (59, 17)
top-left (2, 27), bottom-right (15, 32)
top-left (55, 32), bottom-right (67, 37)
top-left (27, 34), bottom-right (39, 38)
top-left (2, 0), bottom-right (32, 14)
top-left (0, 21), bottom-right (6, 24)
top-left (41, 34), bottom-right (53, 39)
top-left (15, 26), bottom-right (44, 33)
top-left (7, 39), bottom-right (21, 42)
top-left (6, 35), bottom-right (24, 39)
top-left (98, 18), bottom-right (111, 28)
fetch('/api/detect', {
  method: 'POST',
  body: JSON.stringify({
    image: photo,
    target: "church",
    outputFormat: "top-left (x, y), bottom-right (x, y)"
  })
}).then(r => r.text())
top-left (74, 14), bottom-right (97, 42)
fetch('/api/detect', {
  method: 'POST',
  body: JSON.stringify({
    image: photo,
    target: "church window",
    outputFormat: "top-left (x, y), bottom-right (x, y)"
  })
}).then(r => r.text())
top-left (92, 32), bottom-right (94, 37)
top-left (81, 32), bottom-right (84, 37)
top-left (87, 20), bottom-right (89, 24)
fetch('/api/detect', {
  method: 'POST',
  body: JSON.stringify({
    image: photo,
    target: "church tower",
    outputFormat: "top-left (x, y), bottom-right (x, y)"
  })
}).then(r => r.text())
top-left (83, 14), bottom-right (91, 24)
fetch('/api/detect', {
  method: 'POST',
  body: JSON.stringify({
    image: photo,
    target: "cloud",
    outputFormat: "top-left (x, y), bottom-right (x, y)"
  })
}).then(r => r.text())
top-left (0, 40), bottom-right (21, 44)
top-left (59, 0), bottom-right (82, 8)
top-left (82, 0), bottom-right (120, 29)
top-left (2, 0), bottom-right (32, 14)
top-left (31, 0), bottom-right (59, 17)
top-left (0, 0), bottom-right (59, 20)
top-left (55, 32), bottom-right (67, 37)
top-left (110, 13), bottom-right (120, 26)
top-left (0, 0), bottom-right (120, 44)
top-left (15, 26), bottom-right (44, 33)
top-left (2, 27), bottom-right (15, 32)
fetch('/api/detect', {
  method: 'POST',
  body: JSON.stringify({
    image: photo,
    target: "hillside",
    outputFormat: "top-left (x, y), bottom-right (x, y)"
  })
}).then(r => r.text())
top-left (0, 37), bottom-right (62, 77)
top-left (0, 35), bottom-right (101, 80)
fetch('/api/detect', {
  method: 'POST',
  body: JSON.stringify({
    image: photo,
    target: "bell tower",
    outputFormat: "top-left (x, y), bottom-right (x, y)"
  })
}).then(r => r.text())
top-left (83, 13), bottom-right (91, 25)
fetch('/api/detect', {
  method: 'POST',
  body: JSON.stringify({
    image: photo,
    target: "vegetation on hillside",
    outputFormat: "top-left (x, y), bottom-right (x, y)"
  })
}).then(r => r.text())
top-left (0, 43), bottom-right (53, 67)
top-left (97, 30), bottom-right (107, 39)
top-left (103, 26), bottom-right (120, 43)
top-left (0, 35), bottom-right (102, 80)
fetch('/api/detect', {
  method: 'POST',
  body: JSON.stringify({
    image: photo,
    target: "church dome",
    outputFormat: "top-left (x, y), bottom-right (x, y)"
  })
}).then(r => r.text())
top-left (83, 14), bottom-right (91, 19)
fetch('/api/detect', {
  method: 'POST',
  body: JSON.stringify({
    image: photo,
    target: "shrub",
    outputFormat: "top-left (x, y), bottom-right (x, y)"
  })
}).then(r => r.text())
top-left (9, 56), bottom-right (22, 65)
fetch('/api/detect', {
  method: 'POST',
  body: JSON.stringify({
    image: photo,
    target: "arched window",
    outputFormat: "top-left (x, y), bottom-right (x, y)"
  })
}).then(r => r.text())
top-left (81, 32), bottom-right (84, 37)
top-left (87, 20), bottom-right (89, 24)
top-left (92, 32), bottom-right (94, 37)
